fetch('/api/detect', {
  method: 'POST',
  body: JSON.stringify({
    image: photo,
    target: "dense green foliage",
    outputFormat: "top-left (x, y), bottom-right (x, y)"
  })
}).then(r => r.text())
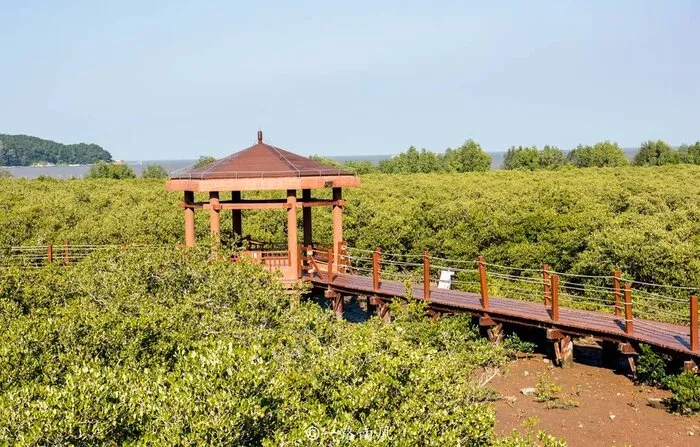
top-left (3, 166), bottom-right (700, 292)
top-left (0, 248), bottom-right (564, 445)
top-left (633, 140), bottom-right (680, 166)
top-left (86, 161), bottom-right (136, 179)
top-left (141, 164), bottom-right (169, 179)
top-left (635, 344), bottom-right (668, 386)
top-left (0, 134), bottom-right (111, 166)
top-left (194, 155), bottom-right (216, 168)
top-left (663, 372), bottom-right (700, 415)
top-left (377, 140), bottom-right (491, 173)
top-left (503, 146), bottom-right (565, 171)
top-left (565, 141), bottom-right (628, 168)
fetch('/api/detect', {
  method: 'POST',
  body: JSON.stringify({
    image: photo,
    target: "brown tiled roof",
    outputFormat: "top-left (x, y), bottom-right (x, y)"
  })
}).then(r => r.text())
top-left (170, 132), bottom-right (353, 180)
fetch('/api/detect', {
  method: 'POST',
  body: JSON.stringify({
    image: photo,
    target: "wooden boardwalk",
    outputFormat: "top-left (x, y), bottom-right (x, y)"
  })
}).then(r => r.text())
top-left (311, 272), bottom-right (699, 362)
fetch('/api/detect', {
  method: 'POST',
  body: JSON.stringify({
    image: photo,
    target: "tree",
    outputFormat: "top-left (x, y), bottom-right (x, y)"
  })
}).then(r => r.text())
top-left (344, 160), bottom-right (378, 174)
top-left (141, 164), bottom-right (169, 179)
top-left (443, 140), bottom-right (492, 172)
top-left (194, 156), bottom-right (216, 168)
top-left (85, 161), bottom-right (136, 179)
top-left (0, 134), bottom-right (111, 166)
top-left (539, 145), bottom-right (566, 169)
top-left (683, 142), bottom-right (700, 165)
top-left (633, 140), bottom-right (680, 166)
top-left (566, 141), bottom-right (628, 168)
top-left (503, 146), bottom-right (540, 171)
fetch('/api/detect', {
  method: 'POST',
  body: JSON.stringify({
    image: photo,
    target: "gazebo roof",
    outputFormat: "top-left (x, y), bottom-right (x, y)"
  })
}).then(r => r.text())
top-left (166, 131), bottom-right (360, 192)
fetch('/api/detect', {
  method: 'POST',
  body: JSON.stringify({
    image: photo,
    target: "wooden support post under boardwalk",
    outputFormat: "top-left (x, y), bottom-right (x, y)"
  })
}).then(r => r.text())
top-left (543, 264), bottom-right (551, 307)
top-left (478, 256), bottom-right (489, 311)
top-left (327, 247), bottom-right (334, 285)
top-left (551, 274), bottom-right (559, 322)
top-left (372, 247), bottom-right (381, 292)
top-left (47, 244), bottom-right (53, 264)
top-left (423, 250), bottom-right (430, 302)
top-left (691, 295), bottom-right (698, 353)
top-left (64, 240), bottom-right (69, 266)
top-left (624, 284), bottom-right (633, 335)
top-left (613, 270), bottom-right (622, 317)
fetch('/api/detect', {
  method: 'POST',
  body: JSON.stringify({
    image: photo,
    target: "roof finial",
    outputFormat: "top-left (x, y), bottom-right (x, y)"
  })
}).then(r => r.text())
top-left (257, 130), bottom-right (263, 143)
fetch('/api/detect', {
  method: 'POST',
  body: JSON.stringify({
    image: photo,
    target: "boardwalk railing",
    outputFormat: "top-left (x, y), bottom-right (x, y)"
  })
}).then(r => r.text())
top-left (312, 245), bottom-right (700, 356)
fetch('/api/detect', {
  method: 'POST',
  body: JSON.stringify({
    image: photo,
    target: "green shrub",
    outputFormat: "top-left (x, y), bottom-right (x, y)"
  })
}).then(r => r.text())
top-left (663, 372), bottom-right (700, 415)
top-left (635, 344), bottom-right (668, 386)
top-left (503, 332), bottom-right (536, 355)
top-left (194, 155), bottom-right (216, 168)
top-left (85, 161), bottom-right (136, 179)
top-left (141, 163), bottom-right (169, 179)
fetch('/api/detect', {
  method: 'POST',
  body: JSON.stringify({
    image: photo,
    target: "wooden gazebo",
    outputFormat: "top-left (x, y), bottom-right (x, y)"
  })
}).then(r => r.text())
top-left (165, 131), bottom-right (360, 284)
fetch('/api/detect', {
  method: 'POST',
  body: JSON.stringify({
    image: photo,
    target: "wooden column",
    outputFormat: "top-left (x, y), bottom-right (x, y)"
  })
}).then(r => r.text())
top-left (543, 264), bottom-right (551, 307)
top-left (423, 250), bottom-right (430, 302)
top-left (287, 190), bottom-right (298, 271)
top-left (551, 274), bottom-right (560, 322)
top-left (372, 247), bottom-right (382, 292)
top-left (624, 284), bottom-right (633, 335)
top-left (64, 240), bottom-right (70, 266)
top-left (478, 256), bottom-right (489, 310)
top-left (231, 191), bottom-right (242, 241)
top-left (332, 187), bottom-right (343, 272)
top-left (184, 191), bottom-right (195, 247)
top-left (613, 270), bottom-right (622, 317)
top-left (691, 295), bottom-right (698, 353)
top-left (302, 189), bottom-right (312, 247)
top-left (209, 191), bottom-right (220, 248)
top-left (47, 244), bottom-right (53, 264)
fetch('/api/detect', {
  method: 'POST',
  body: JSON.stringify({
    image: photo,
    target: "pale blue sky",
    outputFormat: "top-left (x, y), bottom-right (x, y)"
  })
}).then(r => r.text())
top-left (1, 0), bottom-right (699, 159)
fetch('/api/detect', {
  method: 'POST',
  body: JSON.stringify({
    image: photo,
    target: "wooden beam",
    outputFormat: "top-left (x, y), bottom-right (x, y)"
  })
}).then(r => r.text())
top-left (166, 175), bottom-right (361, 193)
top-left (180, 199), bottom-right (346, 210)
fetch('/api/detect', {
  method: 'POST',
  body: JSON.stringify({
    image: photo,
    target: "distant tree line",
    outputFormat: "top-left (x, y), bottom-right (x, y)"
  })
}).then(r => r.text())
top-left (313, 139), bottom-right (700, 174)
top-left (0, 134), bottom-right (112, 166)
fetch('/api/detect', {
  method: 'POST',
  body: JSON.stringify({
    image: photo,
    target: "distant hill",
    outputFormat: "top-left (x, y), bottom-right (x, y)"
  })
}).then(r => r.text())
top-left (0, 134), bottom-right (112, 166)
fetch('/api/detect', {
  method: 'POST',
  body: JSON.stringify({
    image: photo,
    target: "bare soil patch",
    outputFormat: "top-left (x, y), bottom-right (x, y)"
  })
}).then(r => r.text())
top-left (490, 353), bottom-right (700, 447)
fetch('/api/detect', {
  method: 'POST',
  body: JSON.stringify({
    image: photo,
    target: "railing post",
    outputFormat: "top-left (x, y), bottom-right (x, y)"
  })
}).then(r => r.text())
top-left (691, 295), bottom-right (698, 353)
top-left (423, 250), bottom-right (430, 302)
top-left (297, 245), bottom-right (302, 279)
top-left (551, 274), bottom-right (559, 322)
top-left (613, 270), bottom-right (622, 317)
top-left (327, 247), bottom-right (334, 285)
top-left (372, 247), bottom-right (382, 292)
top-left (337, 241), bottom-right (346, 274)
top-left (543, 264), bottom-right (551, 307)
top-left (47, 244), bottom-right (53, 264)
top-left (64, 240), bottom-right (70, 266)
top-left (305, 245), bottom-right (313, 279)
top-left (624, 284), bottom-right (633, 335)
top-left (478, 255), bottom-right (489, 311)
